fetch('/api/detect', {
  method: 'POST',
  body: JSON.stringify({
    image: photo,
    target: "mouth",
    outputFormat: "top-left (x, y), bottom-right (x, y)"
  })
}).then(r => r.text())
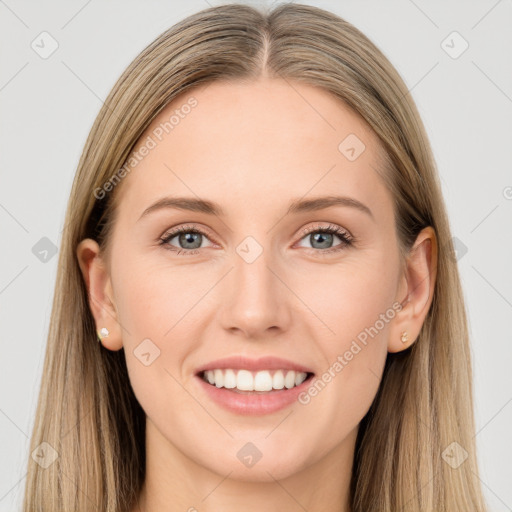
top-left (197, 368), bottom-right (315, 394)
top-left (193, 355), bottom-right (316, 414)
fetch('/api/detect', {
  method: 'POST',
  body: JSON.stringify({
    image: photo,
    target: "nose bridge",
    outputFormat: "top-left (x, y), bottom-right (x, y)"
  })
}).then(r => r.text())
top-left (221, 235), bottom-right (289, 336)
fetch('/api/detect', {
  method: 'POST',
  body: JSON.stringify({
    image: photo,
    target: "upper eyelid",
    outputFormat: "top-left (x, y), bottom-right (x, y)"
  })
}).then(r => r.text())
top-left (161, 222), bottom-right (351, 245)
top-left (162, 224), bottom-right (216, 241)
top-left (299, 223), bottom-right (351, 237)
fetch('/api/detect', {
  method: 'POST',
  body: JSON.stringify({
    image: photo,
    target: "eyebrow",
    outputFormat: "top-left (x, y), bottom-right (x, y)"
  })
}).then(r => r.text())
top-left (138, 195), bottom-right (374, 221)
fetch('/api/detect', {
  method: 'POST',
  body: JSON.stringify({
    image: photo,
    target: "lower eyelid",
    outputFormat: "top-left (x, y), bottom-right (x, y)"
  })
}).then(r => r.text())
top-left (160, 225), bottom-right (353, 254)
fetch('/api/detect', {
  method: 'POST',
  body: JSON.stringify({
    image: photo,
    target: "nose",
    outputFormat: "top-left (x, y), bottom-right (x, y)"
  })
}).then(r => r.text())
top-left (220, 245), bottom-right (292, 339)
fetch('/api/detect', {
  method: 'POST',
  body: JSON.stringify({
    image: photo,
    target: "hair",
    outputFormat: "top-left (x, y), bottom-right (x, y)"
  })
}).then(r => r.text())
top-left (23, 2), bottom-right (488, 511)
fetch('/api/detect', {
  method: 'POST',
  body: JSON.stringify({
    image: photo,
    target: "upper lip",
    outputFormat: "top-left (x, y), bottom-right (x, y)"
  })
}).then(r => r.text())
top-left (195, 356), bottom-right (314, 375)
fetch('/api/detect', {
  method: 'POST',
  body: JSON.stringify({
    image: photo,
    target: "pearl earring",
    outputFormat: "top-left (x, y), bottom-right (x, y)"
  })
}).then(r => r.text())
top-left (97, 327), bottom-right (109, 343)
top-left (400, 331), bottom-right (409, 344)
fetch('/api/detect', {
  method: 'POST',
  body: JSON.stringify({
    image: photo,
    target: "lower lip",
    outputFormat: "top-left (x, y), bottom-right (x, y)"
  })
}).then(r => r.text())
top-left (195, 373), bottom-right (314, 415)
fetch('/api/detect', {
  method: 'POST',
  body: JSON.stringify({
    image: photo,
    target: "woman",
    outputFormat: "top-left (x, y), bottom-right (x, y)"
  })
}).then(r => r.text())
top-left (23, 3), bottom-right (488, 511)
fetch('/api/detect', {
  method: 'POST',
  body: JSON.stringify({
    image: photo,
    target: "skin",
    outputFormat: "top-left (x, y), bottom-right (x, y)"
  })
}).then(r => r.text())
top-left (77, 77), bottom-right (437, 512)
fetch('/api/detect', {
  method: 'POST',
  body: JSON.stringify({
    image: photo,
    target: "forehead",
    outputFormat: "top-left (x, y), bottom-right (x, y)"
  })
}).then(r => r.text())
top-left (114, 78), bottom-right (390, 221)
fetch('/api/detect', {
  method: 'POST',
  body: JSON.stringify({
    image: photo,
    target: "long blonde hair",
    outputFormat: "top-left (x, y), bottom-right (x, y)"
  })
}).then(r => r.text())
top-left (23, 3), bottom-right (488, 511)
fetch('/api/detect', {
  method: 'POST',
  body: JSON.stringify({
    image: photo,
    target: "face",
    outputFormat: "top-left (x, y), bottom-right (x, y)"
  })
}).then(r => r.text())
top-left (91, 78), bottom-right (408, 481)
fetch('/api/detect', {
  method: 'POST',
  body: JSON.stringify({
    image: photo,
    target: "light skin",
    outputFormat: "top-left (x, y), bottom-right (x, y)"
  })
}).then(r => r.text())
top-left (77, 78), bottom-right (437, 512)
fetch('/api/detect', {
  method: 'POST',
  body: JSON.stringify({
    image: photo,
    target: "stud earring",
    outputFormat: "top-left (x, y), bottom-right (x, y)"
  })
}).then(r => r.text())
top-left (400, 331), bottom-right (409, 344)
top-left (97, 327), bottom-right (109, 343)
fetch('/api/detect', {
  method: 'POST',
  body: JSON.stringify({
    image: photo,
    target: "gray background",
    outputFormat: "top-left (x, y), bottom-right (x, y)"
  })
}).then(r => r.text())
top-left (1, 0), bottom-right (511, 510)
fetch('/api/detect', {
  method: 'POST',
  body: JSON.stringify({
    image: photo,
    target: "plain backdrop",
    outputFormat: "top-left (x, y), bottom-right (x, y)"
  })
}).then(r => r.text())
top-left (1, 0), bottom-right (511, 510)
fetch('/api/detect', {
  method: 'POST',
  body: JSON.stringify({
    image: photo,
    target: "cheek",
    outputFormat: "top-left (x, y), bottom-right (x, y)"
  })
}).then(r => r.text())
top-left (294, 246), bottom-right (399, 347)
top-left (112, 254), bottom-right (209, 339)
top-left (110, 258), bottom-right (206, 425)
top-left (292, 250), bottom-right (397, 425)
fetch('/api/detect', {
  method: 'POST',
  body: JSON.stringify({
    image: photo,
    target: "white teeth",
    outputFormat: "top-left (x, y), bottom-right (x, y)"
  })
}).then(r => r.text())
top-left (272, 370), bottom-right (285, 390)
top-left (223, 369), bottom-right (236, 389)
top-left (214, 369), bottom-right (224, 388)
top-left (254, 371), bottom-right (273, 391)
top-left (237, 370), bottom-right (253, 391)
top-left (284, 371), bottom-right (296, 389)
top-left (202, 369), bottom-right (309, 391)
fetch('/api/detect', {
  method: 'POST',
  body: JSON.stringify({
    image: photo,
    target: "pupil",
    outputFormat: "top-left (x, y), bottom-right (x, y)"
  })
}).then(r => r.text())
top-left (179, 232), bottom-right (201, 249)
top-left (312, 232), bottom-right (332, 249)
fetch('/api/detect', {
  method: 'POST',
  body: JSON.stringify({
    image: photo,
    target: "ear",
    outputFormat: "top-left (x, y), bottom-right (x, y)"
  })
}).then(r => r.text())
top-left (76, 238), bottom-right (123, 351)
top-left (388, 226), bottom-right (438, 353)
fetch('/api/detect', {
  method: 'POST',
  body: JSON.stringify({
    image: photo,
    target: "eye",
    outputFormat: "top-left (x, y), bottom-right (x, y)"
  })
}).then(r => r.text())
top-left (296, 223), bottom-right (354, 254)
top-left (159, 223), bottom-right (354, 257)
top-left (159, 224), bottom-right (215, 256)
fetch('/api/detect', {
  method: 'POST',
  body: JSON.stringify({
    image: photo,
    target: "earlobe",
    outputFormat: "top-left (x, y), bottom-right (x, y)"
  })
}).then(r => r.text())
top-left (388, 226), bottom-right (438, 353)
top-left (76, 238), bottom-right (123, 351)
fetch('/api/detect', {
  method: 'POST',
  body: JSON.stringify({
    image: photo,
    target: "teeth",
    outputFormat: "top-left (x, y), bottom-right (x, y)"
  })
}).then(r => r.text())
top-left (202, 369), bottom-right (308, 391)
top-left (273, 370), bottom-right (285, 390)
top-left (223, 369), bottom-right (236, 389)
top-left (214, 369), bottom-right (224, 388)
top-left (254, 370), bottom-right (272, 391)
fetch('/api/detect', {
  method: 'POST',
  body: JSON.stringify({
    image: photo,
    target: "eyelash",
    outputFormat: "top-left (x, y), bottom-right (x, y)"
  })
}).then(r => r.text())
top-left (158, 223), bottom-right (354, 257)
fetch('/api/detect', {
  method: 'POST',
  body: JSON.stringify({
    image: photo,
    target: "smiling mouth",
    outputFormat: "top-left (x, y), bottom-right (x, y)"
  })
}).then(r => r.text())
top-left (198, 369), bottom-right (315, 394)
